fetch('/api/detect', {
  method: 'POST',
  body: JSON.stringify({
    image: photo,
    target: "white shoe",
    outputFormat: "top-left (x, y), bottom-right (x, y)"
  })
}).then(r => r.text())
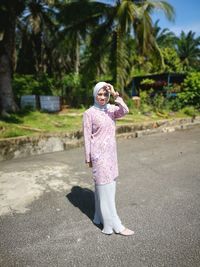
top-left (119, 228), bottom-right (134, 236)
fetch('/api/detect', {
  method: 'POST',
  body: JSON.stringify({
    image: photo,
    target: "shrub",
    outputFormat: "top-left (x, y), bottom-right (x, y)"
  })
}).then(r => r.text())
top-left (178, 72), bottom-right (200, 108)
top-left (126, 98), bottom-right (135, 109)
top-left (165, 98), bottom-right (183, 111)
top-left (181, 106), bottom-right (198, 117)
top-left (151, 94), bottom-right (166, 112)
top-left (13, 74), bottom-right (55, 100)
top-left (139, 90), bottom-right (152, 106)
top-left (140, 78), bottom-right (155, 85)
top-left (139, 90), bottom-right (153, 113)
top-left (61, 73), bottom-right (86, 107)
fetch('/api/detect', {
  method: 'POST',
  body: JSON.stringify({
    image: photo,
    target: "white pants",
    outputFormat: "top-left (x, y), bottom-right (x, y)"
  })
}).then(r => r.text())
top-left (93, 180), bottom-right (125, 234)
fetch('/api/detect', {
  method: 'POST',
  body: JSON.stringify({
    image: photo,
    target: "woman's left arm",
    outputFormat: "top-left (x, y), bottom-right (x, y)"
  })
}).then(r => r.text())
top-left (106, 83), bottom-right (129, 119)
top-left (113, 96), bottom-right (129, 119)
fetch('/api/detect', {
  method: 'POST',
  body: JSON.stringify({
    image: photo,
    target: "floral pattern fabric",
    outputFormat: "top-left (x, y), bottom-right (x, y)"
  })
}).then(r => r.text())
top-left (83, 96), bottom-right (129, 185)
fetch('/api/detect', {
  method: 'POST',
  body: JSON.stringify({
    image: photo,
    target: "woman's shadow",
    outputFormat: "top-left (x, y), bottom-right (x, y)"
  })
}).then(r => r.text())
top-left (66, 186), bottom-right (102, 229)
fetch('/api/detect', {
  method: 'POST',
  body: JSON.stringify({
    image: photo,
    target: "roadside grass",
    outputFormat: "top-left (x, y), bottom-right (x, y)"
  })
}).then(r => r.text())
top-left (0, 109), bottom-right (83, 138)
top-left (0, 107), bottom-right (199, 139)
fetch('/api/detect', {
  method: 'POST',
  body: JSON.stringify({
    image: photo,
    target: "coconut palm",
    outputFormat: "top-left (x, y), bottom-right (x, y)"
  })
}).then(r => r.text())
top-left (0, 0), bottom-right (56, 114)
top-left (17, 0), bottom-right (58, 74)
top-left (58, 0), bottom-right (110, 75)
top-left (153, 19), bottom-right (176, 48)
top-left (0, 1), bottom-right (25, 114)
top-left (83, 0), bottom-right (175, 92)
top-left (133, 0), bottom-right (174, 54)
top-left (175, 30), bottom-right (200, 70)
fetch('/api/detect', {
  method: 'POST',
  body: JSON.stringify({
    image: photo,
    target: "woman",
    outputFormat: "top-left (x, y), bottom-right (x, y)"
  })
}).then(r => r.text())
top-left (83, 81), bottom-right (134, 236)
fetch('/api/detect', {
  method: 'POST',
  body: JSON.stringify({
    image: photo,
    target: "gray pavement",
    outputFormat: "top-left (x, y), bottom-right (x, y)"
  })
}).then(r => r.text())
top-left (0, 126), bottom-right (200, 267)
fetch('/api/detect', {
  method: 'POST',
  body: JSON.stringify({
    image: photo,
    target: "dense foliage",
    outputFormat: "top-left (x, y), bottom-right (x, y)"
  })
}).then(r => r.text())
top-left (0, 0), bottom-right (200, 112)
top-left (178, 72), bottom-right (200, 108)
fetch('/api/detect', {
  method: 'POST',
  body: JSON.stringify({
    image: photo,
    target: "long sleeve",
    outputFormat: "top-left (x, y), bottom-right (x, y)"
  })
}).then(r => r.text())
top-left (113, 96), bottom-right (129, 119)
top-left (83, 112), bottom-right (92, 163)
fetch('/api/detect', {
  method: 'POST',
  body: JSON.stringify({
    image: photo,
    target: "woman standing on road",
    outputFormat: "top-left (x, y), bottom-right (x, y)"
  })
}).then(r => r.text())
top-left (83, 81), bottom-right (134, 236)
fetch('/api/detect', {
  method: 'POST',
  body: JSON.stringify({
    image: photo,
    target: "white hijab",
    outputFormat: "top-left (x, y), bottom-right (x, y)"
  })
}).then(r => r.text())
top-left (93, 82), bottom-right (110, 110)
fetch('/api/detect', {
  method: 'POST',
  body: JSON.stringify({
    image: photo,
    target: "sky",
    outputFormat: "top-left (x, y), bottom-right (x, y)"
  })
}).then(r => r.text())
top-left (99, 0), bottom-right (200, 37)
top-left (152, 0), bottom-right (200, 36)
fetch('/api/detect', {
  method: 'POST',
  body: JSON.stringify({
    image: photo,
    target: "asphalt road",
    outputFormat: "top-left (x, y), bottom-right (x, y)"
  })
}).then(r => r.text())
top-left (0, 127), bottom-right (200, 267)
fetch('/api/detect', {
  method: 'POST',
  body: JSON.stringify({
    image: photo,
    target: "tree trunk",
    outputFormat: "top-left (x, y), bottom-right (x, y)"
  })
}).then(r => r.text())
top-left (74, 32), bottom-right (80, 74)
top-left (0, 54), bottom-right (18, 114)
top-left (0, 5), bottom-right (19, 114)
top-left (116, 28), bottom-right (124, 95)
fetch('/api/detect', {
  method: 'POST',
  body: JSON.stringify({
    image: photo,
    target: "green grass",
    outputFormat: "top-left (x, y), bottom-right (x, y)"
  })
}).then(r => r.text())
top-left (0, 107), bottom-right (199, 139)
top-left (0, 109), bottom-right (83, 138)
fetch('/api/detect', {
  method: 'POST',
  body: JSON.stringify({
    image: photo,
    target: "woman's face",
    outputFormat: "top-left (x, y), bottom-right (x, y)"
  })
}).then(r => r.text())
top-left (96, 88), bottom-right (109, 106)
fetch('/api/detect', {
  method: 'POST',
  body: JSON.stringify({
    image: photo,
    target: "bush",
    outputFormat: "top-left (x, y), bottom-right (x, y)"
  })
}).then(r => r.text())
top-left (140, 78), bottom-right (155, 85)
top-left (181, 106), bottom-right (198, 117)
top-left (139, 90), bottom-right (152, 106)
top-left (61, 73), bottom-right (88, 107)
top-left (165, 98), bottom-right (183, 111)
top-left (178, 72), bottom-right (200, 108)
top-left (12, 73), bottom-right (95, 108)
top-left (126, 98), bottom-right (135, 109)
top-left (13, 74), bottom-right (55, 100)
top-left (139, 90), bottom-right (153, 114)
top-left (151, 94), bottom-right (166, 112)
top-left (13, 74), bottom-right (39, 98)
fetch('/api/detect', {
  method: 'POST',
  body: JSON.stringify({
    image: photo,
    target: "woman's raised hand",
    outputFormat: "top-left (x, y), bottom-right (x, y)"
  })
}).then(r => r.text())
top-left (106, 83), bottom-right (119, 98)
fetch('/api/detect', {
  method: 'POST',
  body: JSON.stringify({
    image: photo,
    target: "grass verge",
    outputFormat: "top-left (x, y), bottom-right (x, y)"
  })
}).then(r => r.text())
top-left (0, 107), bottom-right (199, 139)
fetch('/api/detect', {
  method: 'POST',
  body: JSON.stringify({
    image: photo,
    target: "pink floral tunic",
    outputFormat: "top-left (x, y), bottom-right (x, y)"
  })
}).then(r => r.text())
top-left (83, 97), bottom-right (129, 185)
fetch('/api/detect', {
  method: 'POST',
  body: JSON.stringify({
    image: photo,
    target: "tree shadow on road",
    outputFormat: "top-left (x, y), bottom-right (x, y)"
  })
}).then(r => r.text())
top-left (66, 186), bottom-right (102, 230)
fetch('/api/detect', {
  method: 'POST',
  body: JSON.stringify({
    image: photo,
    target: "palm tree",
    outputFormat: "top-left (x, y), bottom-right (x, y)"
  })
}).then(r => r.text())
top-left (17, 0), bottom-right (58, 74)
top-left (133, 0), bottom-right (174, 54)
top-left (0, 1), bottom-right (24, 114)
top-left (58, 0), bottom-right (110, 75)
top-left (153, 19), bottom-right (176, 48)
top-left (0, 0), bottom-right (56, 115)
top-left (83, 0), bottom-right (175, 92)
top-left (175, 31), bottom-right (200, 71)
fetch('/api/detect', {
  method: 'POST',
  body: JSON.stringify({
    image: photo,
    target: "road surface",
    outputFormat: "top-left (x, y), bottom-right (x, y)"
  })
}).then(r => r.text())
top-left (0, 126), bottom-right (200, 266)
